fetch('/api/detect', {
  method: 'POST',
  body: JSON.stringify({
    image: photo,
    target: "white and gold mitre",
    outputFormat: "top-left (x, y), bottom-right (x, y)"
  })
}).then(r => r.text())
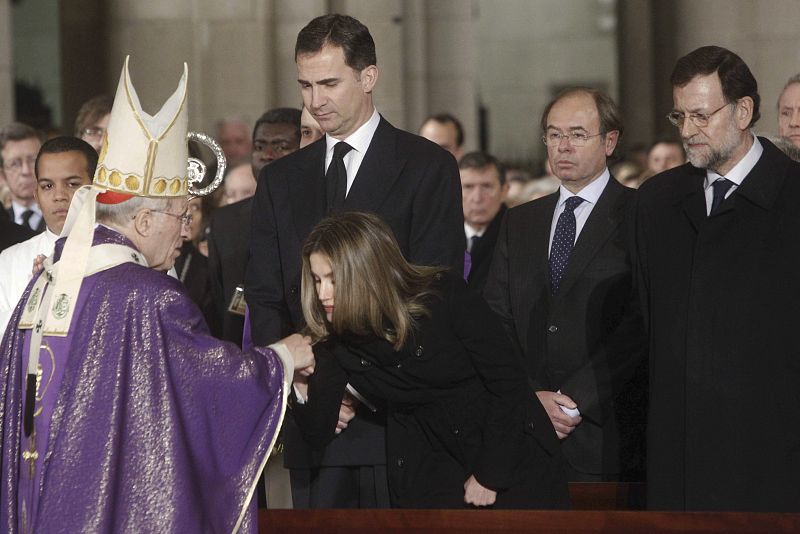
top-left (94, 55), bottom-right (189, 198)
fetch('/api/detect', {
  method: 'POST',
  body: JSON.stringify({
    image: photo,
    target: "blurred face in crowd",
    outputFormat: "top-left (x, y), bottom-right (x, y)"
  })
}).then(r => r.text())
top-left (672, 72), bottom-right (753, 176)
top-left (80, 113), bottom-right (110, 153)
top-left (1, 136), bottom-right (42, 206)
top-left (300, 107), bottom-right (324, 148)
top-left (297, 44), bottom-right (378, 140)
top-left (310, 252), bottom-right (335, 321)
top-left (34, 151), bottom-right (93, 234)
top-left (218, 120), bottom-right (252, 161)
top-left (135, 197), bottom-right (190, 271)
top-left (647, 142), bottom-right (685, 174)
top-left (778, 82), bottom-right (800, 148)
top-left (545, 92), bottom-right (618, 193)
top-left (460, 164), bottom-right (508, 232)
top-left (251, 121), bottom-right (299, 177)
top-left (185, 196), bottom-right (204, 244)
top-left (223, 162), bottom-right (257, 205)
top-left (420, 119), bottom-right (463, 161)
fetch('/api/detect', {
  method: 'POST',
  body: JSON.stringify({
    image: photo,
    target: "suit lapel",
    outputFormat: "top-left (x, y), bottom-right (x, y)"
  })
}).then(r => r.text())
top-left (677, 163), bottom-right (710, 231)
top-left (288, 138), bottom-right (327, 242)
top-left (343, 117), bottom-right (405, 211)
top-left (556, 177), bottom-right (625, 297)
top-left (521, 194), bottom-right (558, 293)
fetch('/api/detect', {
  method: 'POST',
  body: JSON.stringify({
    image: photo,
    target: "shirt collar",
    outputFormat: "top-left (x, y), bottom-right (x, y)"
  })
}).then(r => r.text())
top-left (556, 168), bottom-right (610, 208)
top-left (325, 108), bottom-right (380, 157)
top-left (464, 223), bottom-right (484, 239)
top-left (704, 134), bottom-right (762, 189)
top-left (11, 200), bottom-right (41, 217)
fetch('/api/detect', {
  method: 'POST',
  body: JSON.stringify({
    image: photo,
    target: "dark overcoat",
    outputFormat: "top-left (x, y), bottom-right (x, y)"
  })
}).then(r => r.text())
top-left (632, 138), bottom-right (800, 511)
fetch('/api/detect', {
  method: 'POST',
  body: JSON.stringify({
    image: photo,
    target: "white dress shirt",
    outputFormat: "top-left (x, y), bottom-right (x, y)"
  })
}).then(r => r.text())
top-left (548, 169), bottom-right (610, 256)
top-left (704, 134), bottom-right (762, 214)
top-left (0, 229), bottom-right (58, 336)
top-left (10, 201), bottom-right (43, 231)
top-left (324, 108), bottom-right (381, 196)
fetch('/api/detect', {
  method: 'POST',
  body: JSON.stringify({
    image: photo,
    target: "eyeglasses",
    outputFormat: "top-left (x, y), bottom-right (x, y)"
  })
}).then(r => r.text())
top-left (81, 127), bottom-right (105, 139)
top-left (3, 155), bottom-right (36, 173)
top-left (666, 102), bottom-right (733, 128)
top-left (542, 131), bottom-right (605, 147)
top-left (150, 210), bottom-right (193, 227)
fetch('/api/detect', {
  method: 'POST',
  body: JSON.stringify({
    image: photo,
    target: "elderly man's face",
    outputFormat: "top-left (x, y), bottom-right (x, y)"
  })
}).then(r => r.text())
top-left (460, 164), bottom-right (508, 232)
top-left (142, 197), bottom-right (189, 271)
top-left (778, 82), bottom-right (800, 148)
top-left (672, 72), bottom-right (751, 176)
top-left (2, 137), bottom-right (42, 205)
top-left (218, 121), bottom-right (252, 161)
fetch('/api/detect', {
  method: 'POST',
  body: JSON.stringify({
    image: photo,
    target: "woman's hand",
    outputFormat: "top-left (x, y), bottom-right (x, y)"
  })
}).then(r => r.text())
top-left (464, 475), bottom-right (496, 507)
top-left (281, 333), bottom-right (315, 373)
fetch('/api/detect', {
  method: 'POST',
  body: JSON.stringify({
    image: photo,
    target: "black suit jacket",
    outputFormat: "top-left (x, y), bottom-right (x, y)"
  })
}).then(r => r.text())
top-left (484, 176), bottom-right (645, 476)
top-left (632, 138), bottom-right (800, 511)
top-left (466, 204), bottom-right (506, 293)
top-left (6, 206), bottom-right (44, 234)
top-left (292, 272), bottom-right (568, 509)
top-left (0, 214), bottom-right (36, 253)
top-left (246, 116), bottom-right (464, 470)
top-left (207, 198), bottom-right (251, 345)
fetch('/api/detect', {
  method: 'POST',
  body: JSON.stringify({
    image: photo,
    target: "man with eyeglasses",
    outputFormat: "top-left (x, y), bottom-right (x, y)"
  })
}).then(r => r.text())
top-left (74, 95), bottom-right (112, 153)
top-left (632, 46), bottom-right (800, 512)
top-left (485, 87), bottom-right (645, 482)
top-left (0, 123), bottom-right (45, 233)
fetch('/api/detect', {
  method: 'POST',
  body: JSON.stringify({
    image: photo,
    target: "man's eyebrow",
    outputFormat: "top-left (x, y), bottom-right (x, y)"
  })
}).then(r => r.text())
top-left (297, 77), bottom-right (341, 85)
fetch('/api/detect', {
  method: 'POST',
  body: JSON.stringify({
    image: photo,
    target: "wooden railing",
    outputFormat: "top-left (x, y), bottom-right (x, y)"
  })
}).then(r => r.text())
top-left (258, 483), bottom-right (800, 533)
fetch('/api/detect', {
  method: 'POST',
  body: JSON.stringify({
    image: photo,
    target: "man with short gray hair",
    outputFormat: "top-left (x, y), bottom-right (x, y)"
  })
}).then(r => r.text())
top-left (777, 73), bottom-right (800, 148)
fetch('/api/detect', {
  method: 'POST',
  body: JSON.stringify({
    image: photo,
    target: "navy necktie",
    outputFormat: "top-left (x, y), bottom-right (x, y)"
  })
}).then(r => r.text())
top-left (710, 178), bottom-right (734, 215)
top-left (326, 141), bottom-right (353, 212)
top-left (549, 196), bottom-right (584, 295)
top-left (21, 209), bottom-right (35, 230)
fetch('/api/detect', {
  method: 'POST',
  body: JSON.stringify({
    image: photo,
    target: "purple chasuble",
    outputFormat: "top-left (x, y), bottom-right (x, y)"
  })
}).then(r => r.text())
top-left (0, 226), bottom-right (288, 533)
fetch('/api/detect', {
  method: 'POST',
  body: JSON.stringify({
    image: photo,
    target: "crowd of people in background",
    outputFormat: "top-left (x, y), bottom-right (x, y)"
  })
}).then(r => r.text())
top-left (1, 12), bottom-right (800, 521)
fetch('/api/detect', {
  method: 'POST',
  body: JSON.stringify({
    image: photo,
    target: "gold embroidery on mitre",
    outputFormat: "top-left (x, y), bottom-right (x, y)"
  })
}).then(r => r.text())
top-left (169, 179), bottom-right (181, 194)
top-left (109, 171), bottom-right (122, 187)
top-left (98, 133), bottom-right (109, 165)
top-left (125, 175), bottom-right (140, 191)
top-left (96, 167), bottom-right (107, 184)
top-left (153, 179), bottom-right (167, 194)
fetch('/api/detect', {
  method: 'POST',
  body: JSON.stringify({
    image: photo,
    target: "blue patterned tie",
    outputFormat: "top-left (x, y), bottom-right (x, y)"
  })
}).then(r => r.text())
top-left (549, 196), bottom-right (584, 295)
top-left (710, 178), bottom-right (734, 215)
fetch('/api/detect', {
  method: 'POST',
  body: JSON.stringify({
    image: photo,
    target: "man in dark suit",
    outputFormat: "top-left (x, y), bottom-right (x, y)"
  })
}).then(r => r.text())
top-left (459, 151), bottom-right (508, 293)
top-left (484, 87), bottom-right (645, 482)
top-left (0, 211), bottom-right (35, 253)
top-left (207, 107), bottom-right (301, 345)
top-left (246, 14), bottom-right (463, 508)
top-left (632, 46), bottom-right (800, 511)
top-left (1, 123), bottom-right (45, 233)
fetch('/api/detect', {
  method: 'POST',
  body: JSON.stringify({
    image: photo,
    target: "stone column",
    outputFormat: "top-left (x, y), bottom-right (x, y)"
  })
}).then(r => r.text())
top-left (0, 0), bottom-right (13, 126)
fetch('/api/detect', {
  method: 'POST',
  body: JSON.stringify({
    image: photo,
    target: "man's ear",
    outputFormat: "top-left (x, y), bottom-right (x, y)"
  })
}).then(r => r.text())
top-left (360, 65), bottom-right (378, 94)
top-left (604, 130), bottom-right (620, 157)
top-left (735, 96), bottom-right (754, 130)
top-left (131, 209), bottom-right (152, 237)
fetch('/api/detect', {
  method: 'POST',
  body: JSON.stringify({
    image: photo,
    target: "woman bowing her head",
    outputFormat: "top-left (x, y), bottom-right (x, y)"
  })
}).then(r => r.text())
top-left (295, 212), bottom-right (569, 509)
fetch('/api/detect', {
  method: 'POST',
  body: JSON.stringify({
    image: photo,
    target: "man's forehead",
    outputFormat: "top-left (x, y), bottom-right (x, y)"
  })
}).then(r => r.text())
top-left (255, 122), bottom-right (296, 140)
top-left (779, 83), bottom-right (800, 105)
top-left (2, 137), bottom-right (41, 154)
